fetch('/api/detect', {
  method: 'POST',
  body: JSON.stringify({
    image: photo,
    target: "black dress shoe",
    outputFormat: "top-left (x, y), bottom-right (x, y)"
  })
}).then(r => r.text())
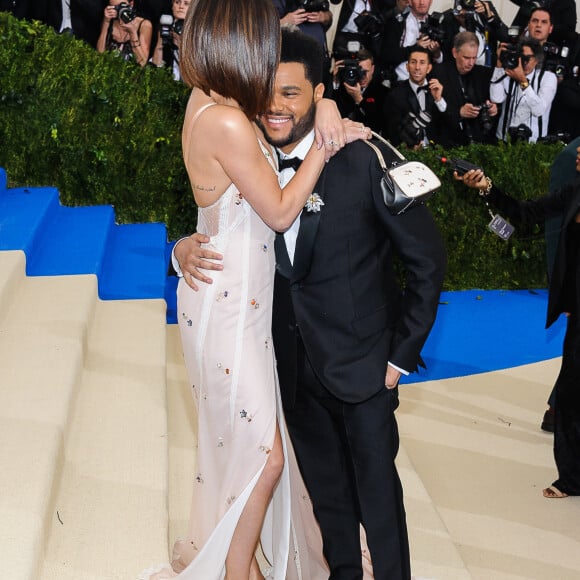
top-left (541, 407), bottom-right (555, 433)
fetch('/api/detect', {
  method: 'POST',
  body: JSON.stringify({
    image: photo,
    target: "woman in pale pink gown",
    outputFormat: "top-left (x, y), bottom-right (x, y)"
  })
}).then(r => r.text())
top-left (139, 1), bottom-right (369, 579)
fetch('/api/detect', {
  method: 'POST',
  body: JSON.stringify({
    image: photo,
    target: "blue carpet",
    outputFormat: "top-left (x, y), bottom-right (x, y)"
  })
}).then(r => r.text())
top-left (406, 288), bottom-right (566, 384)
top-left (0, 167), bottom-right (566, 380)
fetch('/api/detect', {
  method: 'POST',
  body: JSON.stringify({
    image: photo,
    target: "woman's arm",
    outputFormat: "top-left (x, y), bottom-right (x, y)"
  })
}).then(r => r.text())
top-left (122, 17), bottom-right (153, 67)
top-left (96, 5), bottom-right (116, 53)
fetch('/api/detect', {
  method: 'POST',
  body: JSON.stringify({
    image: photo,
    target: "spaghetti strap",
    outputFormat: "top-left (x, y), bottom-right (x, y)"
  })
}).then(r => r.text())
top-left (183, 101), bottom-right (217, 158)
top-left (189, 101), bottom-right (218, 127)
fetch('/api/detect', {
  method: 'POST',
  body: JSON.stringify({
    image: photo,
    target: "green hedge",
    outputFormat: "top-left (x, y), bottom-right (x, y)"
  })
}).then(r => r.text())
top-left (0, 13), bottom-right (566, 289)
top-left (0, 12), bottom-right (194, 238)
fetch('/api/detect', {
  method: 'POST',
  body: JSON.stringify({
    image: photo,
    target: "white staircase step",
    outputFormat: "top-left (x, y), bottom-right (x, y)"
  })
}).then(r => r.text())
top-left (0, 256), bottom-right (98, 579)
top-left (40, 299), bottom-right (169, 580)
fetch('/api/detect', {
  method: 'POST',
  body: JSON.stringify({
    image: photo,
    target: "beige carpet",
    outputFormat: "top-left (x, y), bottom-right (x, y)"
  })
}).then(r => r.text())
top-left (167, 324), bottom-right (580, 580)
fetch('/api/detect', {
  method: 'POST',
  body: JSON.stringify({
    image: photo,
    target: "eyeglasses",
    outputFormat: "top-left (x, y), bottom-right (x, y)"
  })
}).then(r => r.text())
top-left (521, 55), bottom-right (534, 64)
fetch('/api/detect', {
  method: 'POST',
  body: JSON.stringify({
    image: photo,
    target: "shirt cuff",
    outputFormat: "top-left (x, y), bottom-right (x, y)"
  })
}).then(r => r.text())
top-left (171, 237), bottom-right (189, 278)
top-left (388, 361), bottom-right (409, 376)
top-left (435, 97), bottom-right (447, 112)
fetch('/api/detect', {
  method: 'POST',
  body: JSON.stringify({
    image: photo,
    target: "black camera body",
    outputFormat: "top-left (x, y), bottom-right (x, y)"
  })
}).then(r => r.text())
top-left (399, 111), bottom-right (432, 148)
top-left (419, 12), bottom-right (446, 44)
top-left (353, 10), bottom-right (384, 37)
top-left (338, 58), bottom-right (364, 86)
top-left (477, 103), bottom-right (493, 135)
top-left (114, 2), bottom-right (137, 24)
top-left (499, 45), bottom-right (523, 70)
top-left (160, 14), bottom-right (184, 46)
top-left (297, 0), bottom-right (329, 12)
top-left (508, 123), bottom-right (533, 143)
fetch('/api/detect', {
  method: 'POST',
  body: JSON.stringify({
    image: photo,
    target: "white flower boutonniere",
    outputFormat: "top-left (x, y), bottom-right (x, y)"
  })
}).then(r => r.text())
top-left (305, 193), bottom-right (325, 213)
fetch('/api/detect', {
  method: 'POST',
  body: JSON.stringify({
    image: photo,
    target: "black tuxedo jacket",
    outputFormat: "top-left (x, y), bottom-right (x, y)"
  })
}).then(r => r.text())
top-left (382, 79), bottom-right (442, 145)
top-left (487, 178), bottom-right (580, 327)
top-left (41, 0), bottom-right (103, 47)
top-left (272, 140), bottom-right (446, 407)
top-left (430, 61), bottom-right (494, 146)
top-left (335, 0), bottom-right (395, 33)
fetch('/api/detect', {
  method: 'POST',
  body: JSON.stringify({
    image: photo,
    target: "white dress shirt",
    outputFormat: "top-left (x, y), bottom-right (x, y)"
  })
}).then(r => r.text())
top-left (490, 67), bottom-right (557, 142)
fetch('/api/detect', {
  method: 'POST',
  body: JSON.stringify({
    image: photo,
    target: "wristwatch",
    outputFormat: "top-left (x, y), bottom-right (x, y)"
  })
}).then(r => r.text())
top-left (520, 80), bottom-right (530, 90)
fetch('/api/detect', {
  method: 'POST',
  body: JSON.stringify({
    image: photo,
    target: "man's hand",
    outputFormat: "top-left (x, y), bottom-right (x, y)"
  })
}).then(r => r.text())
top-left (305, 10), bottom-right (332, 26)
top-left (343, 81), bottom-right (364, 105)
top-left (281, 8), bottom-right (308, 26)
top-left (505, 59), bottom-right (527, 84)
top-left (385, 366), bottom-right (401, 390)
top-left (459, 102), bottom-right (481, 118)
top-left (484, 99), bottom-right (498, 117)
top-left (428, 78), bottom-right (443, 102)
top-left (174, 234), bottom-right (223, 291)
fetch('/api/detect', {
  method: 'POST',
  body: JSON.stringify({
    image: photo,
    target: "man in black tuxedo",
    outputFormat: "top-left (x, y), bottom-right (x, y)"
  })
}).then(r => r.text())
top-left (174, 27), bottom-right (446, 580)
top-left (383, 44), bottom-right (446, 146)
top-left (430, 30), bottom-right (498, 146)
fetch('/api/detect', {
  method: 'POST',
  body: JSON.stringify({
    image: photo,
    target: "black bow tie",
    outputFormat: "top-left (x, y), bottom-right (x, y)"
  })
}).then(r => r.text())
top-left (278, 156), bottom-right (303, 172)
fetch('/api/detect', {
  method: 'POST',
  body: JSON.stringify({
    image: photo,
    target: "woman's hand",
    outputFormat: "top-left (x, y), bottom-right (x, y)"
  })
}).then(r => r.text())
top-left (103, 5), bottom-right (117, 21)
top-left (343, 118), bottom-right (373, 144)
top-left (314, 98), bottom-right (348, 160)
top-left (454, 168), bottom-right (489, 190)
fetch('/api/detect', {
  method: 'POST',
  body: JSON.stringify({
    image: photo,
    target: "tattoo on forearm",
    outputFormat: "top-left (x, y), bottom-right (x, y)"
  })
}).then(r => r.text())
top-left (194, 184), bottom-right (216, 192)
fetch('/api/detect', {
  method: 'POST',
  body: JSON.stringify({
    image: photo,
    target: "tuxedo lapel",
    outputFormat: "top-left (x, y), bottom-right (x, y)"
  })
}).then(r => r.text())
top-left (405, 82), bottom-right (421, 116)
top-left (274, 232), bottom-right (293, 280)
top-left (291, 173), bottom-right (327, 282)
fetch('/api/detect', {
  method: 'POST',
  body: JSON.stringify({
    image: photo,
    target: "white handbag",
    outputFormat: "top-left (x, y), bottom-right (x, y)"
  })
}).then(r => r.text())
top-left (363, 133), bottom-right (441, 215)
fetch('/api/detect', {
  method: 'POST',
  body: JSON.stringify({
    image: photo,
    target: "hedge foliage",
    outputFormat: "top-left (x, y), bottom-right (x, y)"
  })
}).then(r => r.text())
top-left (0, 13), bottom-right (567, 289)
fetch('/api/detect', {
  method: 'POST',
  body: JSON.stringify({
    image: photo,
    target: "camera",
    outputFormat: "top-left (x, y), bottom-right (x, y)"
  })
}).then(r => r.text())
top-left (399, 111), bottom-right (432, 148)
top-left (499, 45), bottom-right (523, 70)
top-left (114, 2), bottom-right (137, 24)
top-left (297, 0), bottom-right (329, 11)
top-left (353, 10), bottom-right (384, 37)
top-left (453, 0), bottom-right (476, 13)
top-left (537, 132), bottom-right (571, 144)
top-left (508, 123), bottom-right (532, 143)
top-left (542, 42), bottom-right (569, 76)
top-left (419, 12), bottom-right (446, 44)
top-left (160, 14), bottom-right (184, 46)
top-left (525, 0), bottom-right (553, 8)
top-left (338, 59), bottom-right (364, 86)
top-left (477, 103), bottom-right (493, 135)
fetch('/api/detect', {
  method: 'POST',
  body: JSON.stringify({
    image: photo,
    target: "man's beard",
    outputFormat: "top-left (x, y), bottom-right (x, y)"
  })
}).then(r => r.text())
top-left (257, 101), bottom-right (316, 149)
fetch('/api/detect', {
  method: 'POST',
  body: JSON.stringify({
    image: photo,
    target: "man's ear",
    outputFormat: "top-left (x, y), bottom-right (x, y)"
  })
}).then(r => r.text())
top-left (313, 82), bottom-right (325, 103)
top-left (427, 63), bottom-right (433, 75)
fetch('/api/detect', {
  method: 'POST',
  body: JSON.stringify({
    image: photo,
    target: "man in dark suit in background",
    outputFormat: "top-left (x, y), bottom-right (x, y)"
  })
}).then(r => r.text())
top-left (383, 44), bottom-right (446, 146)
top-left (174, 26), bottom-right (446, 580)
top-left (430, 30), bottom-right (498, 146)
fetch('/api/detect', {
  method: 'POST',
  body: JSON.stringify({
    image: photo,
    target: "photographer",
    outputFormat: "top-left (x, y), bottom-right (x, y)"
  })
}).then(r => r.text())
top-left (456, 143), bottom-right (580, 501)
top-left (431, 31), bottom-right (498, 146)
top-left (441, 0), bottom-right (510, 66)
top-left (383, 45), bottom-right (446, 146)
top-left (331, 46), bottom-right (387, 133)
top-left (549, 33), bottom-right (580, 140)
top-left (509, 0), bottom-right (576, 48)
top-left (274, 0), bottom-right (332, 51)
top-left (332, 0), bottom-right (394, 62)
top-left (150, 0), bottom-right (189, 80)
top-left (96, 0), bottom-right (153, 66)
top-left (380, 0), bottom-right (444, 83)
top-left (490, 38), bottom-right (557, 142)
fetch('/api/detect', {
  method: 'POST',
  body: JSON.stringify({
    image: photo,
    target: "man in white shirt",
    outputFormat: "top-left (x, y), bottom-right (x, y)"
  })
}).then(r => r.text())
top-left (491, 38), bottom-right (557, 142)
